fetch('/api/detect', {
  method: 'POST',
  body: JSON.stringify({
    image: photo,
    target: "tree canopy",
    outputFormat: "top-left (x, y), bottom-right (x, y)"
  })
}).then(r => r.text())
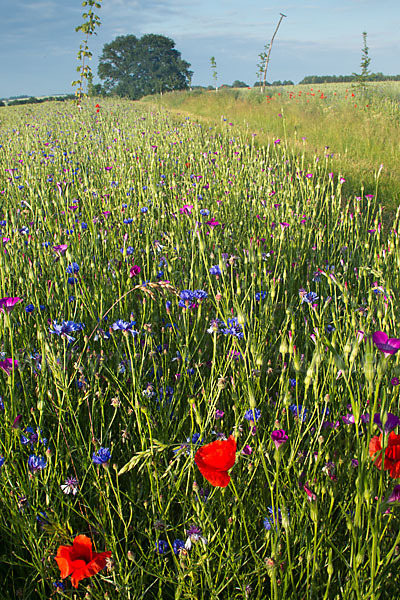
top-left (97, 34), bottom-right (192, 99)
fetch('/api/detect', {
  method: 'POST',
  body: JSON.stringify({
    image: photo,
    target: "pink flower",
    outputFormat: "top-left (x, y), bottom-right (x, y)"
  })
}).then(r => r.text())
top-left (179, 205), bottom-right (193, 215)
top-left (372, 331), bottom-right (400, 357)
top-left (0, 358), bottom-right (18, 376)
top-left (0, 297), bottom-right (21, 313)
top-left (53, 244), bottom-right (68, 255)
top-left (129, 265), bottom-right (141, 278)
top-left (271, 429), bottom-right (288, 451)
top-left (206, 218), bottom-right (220, 229)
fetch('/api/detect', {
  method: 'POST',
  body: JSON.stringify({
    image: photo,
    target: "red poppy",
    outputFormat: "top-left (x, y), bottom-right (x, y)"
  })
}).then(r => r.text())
top-left (55, 534), bottom-right (111, 588)
top-left (194, 435), bottom-right (236, 487)
top-left (369, 432), bottom-right (400, 478)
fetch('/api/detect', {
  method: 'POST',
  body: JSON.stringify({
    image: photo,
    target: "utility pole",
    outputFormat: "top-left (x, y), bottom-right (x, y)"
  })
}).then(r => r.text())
top-left (262, 13), bottom-right (287, 94)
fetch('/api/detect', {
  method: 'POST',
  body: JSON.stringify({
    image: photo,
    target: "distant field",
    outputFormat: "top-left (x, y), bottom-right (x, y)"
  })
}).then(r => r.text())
top-left (141, 81), bottom-right (400, 215)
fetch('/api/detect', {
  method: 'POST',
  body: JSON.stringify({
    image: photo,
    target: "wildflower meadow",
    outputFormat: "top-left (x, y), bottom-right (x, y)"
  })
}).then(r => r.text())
top-left (1, 97), bottom-right (400, 599)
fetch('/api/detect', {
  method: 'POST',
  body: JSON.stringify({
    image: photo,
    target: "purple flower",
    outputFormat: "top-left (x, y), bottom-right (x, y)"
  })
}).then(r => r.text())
top-left (372, 331), bottom-right (400, 357)
top-left (387, 485), bottom-right (400, 503)
top-left (0, 297), bottom-right (21, 313)
top-left (215, 409), bottom-right (224, 419)
top-left (271, 429), bottom-right (288, 451)
top-left (342, 413), bottom-right (355, 425)
top-left (391, 377), bottom-right (400, 386)
top-left (92, 447), bottom-right (111, 465)
top-left (12, 415), bottom-right (22, 429)
top-left (373, 412), bottom-right (400, 434)
top-left (53, 244), bottom-right (68, 255)
top-left (0, 359), bottom-right (18, 376)
top-left (27, 454), bottom-right (47, 473)
top-left (129, 265), bottom-right (141, 277)
top-left (241, 444), bottom-right (252, 455)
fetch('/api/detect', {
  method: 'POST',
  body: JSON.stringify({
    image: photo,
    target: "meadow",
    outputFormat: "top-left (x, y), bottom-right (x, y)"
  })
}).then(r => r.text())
top-left (0, 94), bottom-right (399, 599)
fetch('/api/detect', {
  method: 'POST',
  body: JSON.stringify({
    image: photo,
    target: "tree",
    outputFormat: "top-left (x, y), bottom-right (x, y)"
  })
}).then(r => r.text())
top-left (97, 34), bottom-right (193, 99)
top-left (353, 31), bottom-right (371, 84)
top-left (232, 80), bottom-right (248, 88)
top-left (210, 56), bottom-right (218, 91)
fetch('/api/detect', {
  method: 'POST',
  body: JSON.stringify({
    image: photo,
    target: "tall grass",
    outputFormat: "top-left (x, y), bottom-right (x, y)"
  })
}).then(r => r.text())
top-left (0, 99), bottom-right (399, 599)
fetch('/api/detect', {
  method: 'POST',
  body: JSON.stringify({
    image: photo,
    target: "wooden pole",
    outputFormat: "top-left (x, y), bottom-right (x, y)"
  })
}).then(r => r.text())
top-left (262, 13), bottom-right (287, 93)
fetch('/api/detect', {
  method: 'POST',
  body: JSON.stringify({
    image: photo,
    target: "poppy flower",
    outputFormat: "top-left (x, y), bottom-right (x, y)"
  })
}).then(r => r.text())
top-left (55, 534), bottom-right (111, 588)
top-left (369, 432), bottom-right (400, 478)
top-left (194, 435), bottom-right (236, 487)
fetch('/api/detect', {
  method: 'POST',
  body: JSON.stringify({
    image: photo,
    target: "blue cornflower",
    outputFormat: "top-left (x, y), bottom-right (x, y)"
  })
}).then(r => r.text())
top-left (124, 218), bottom-right (134, 224)
top-left (92, 447), bottom-right (111, 465)
top-left (120, 246), bottom-right (134, 255)
top-left (67, 277), bottom-right (78, 285)
top-left (290, 378), bottom-right (296, 388)
top-left (173, 539), bottom-right (185, 555)
top-left (255, 291), bottom-right (267, 301)
top-left (301, 291), bottom-right (319, 304)
top-left (210, 265), bottom-right (222, 276)
top-left (111, 320), bottom-right (138, 335)
top-left (0, 456), bottom-right (5, 469)
top-left (28, 454), bottom-right (47, 473)
top-left (155, 540), bottom-right (168, 554)
top-left (25, 304), bottom-right (35, 313)
top-left (49, 320), bottom-right (85, 343)
top-left (289, 404), bottom-right (307, 422)
top-left (326, 324), bottom-right (335, 334)
top-left (200, 209), bottom-right (210, 216)
top-left (0, 397), bottom-right (4, 410)
top-left (81, 222), bottom-right (88, 230)
top-left (192, 290), bottom-right (208, 301)
top-left (66, 262), bottom-right (79, 274)
top-left (180, 290), bottom-right (194, 302)
top-left (53, 582), bottom-right (66, 592)
top-left (244, 409), bottom-right (261, 422)
top-left (141, 207), bottom-right (148, 214)
top-left (166, 300), bottom-right (172, 311)
top-left (263, 507), bottom-right (286, 531)
top-left (222, 317), bottom-right (244, 339)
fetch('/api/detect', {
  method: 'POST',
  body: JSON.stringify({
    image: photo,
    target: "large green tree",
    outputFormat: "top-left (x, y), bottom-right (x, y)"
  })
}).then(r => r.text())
top-left (97, 34), bottom-right (192, 99)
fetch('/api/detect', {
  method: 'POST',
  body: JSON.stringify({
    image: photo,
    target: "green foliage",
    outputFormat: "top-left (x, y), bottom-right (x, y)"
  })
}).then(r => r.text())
top-left (256, 43), bottom-right (269, 86)
top-left (97, 34), bottom-right (192, 100)
top-left (232, 80), bottom-right (249, 88)
top-left (210, 56), bottom-right (218, 90)
top-left (72, 0), bottom-right (102, 104)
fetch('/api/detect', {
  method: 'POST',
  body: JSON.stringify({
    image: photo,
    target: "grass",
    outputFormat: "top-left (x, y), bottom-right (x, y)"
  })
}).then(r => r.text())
top-left (0, 97), bottom-right (399, 599)
top-left (140, 82), bottom-right (400, 214)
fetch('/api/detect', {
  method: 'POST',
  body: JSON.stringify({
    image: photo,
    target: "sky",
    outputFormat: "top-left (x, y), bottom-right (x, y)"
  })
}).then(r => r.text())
top-left (1, 0), bottom-right (399, 97)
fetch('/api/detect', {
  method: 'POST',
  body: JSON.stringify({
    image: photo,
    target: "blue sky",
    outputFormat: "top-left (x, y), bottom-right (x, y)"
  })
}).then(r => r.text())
top-left (1, 0), bottom-right (399, 97)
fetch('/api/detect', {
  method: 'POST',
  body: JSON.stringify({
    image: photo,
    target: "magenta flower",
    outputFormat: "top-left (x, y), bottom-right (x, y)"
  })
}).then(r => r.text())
top-left (0, 359), bottom-right (18, 376)
top-left (179, 205), bottom-right (193, 215)
top-left (387, 485), bottom-right (400, 503)
top-left (373, 412), bottom-right (400, 434)
top-left (53, 244), bottom-right (68, 255)
top-left (205, 218), bottom-right (220, 229)
top-left (372, 331), bottom-right (400, 357)
top-left (241, 444), bottom-right (252, 455)
top-left (271, 429), bottom-right (288, 451)
top-left (0, 297), bottom-right (21, 313)
top-left (129, 265), bottom-right (141, 278)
